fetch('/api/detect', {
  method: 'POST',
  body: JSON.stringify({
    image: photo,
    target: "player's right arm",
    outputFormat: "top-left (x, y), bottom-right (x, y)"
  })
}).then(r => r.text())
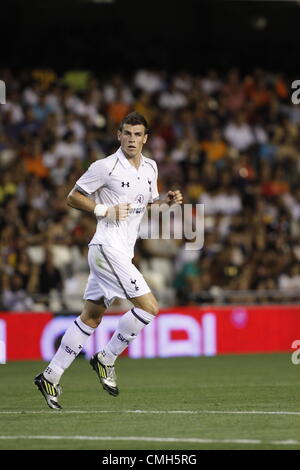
top-left (68, 160), bottom-right (130, 220)
top-left (67, 187), bottom-right (97, 213)
top-left (67, 187), bottom-right (130, 220)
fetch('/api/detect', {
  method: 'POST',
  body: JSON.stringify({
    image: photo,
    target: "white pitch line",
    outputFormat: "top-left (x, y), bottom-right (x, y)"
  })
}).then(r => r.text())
top-left (1, 409), bottom-right (300, 416)
top-left (0, 436), bottom-right (260, 444)
top-left (124, 410), bottom-right (300, 416)
top-left (200, 410), bottom-right (300, 416)
top-left (0, 435), bottom-right (299, 446)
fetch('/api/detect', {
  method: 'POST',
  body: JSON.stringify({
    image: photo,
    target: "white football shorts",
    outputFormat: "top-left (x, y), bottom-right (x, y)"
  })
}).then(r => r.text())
top-left (83, 244), bottom-right (151, 307)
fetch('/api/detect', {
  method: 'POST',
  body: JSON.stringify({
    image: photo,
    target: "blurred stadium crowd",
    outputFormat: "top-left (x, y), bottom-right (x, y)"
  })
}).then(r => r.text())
top-left (1, 67), bottom-right (300, 312)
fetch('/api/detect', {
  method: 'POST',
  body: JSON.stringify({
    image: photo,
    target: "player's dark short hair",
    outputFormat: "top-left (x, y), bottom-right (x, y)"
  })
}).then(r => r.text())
top-left (119, 112), bottom-right (149, 134)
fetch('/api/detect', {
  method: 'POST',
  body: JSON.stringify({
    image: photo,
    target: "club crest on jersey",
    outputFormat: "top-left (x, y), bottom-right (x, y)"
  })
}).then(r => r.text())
top-left (130, 279), bottom-right (139, 291)
top-left (121, 181), bottom-right (130, 187)
top-left (147, 178), bottom-right (152, 191)
top-left (135, 194), bottom-right (144, 204)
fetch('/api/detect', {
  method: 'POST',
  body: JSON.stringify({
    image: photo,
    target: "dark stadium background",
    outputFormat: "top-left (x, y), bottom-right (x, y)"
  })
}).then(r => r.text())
top-left (1, 0), bottom-right (299, 75)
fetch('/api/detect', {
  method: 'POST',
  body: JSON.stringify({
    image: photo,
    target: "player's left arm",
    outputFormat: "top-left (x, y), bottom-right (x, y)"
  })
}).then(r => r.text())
top-left (147, 190), bottom-right (183, 209)
top-left (146, 159), bottom-right (183, 208)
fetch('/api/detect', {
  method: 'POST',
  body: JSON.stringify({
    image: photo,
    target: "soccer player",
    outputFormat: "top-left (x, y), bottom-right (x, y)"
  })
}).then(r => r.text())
top-left (34, 112), bottom-right (183, 409)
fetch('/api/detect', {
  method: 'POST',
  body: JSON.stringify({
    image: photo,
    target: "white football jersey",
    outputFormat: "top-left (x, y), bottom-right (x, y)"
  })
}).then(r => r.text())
top-left (75, 147), bottom-right (159, 258)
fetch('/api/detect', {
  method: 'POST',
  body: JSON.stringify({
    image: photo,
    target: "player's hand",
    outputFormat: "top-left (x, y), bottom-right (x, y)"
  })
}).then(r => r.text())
top-left (167, 190), bottom-right (183, 206)
top-left (106, 203), bottom-right (131, 221)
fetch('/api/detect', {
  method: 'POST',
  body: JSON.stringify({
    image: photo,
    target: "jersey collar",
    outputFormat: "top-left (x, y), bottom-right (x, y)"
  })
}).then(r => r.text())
top-left (116, 147), bottom-right (145, 169)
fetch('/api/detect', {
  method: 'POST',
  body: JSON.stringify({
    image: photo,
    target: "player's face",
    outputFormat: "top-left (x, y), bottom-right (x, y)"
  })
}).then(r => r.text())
top-left (118, 124), bottom-right (148, 159)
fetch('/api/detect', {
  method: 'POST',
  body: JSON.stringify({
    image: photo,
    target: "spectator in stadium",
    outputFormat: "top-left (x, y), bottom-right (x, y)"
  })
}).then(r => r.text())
top-left (224, 111), bottom-right (256, 152)
top-left (2, 273), bottom-right (35, 311)
top-left (0, 66), bottom-right (298, 311)
top-left (38, 249), bottom-right (65, 309)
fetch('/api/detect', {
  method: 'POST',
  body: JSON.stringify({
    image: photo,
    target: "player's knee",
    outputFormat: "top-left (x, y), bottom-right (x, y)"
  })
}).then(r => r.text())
top-left (81, 299), bottom-right (105, 328)
top-left (80, 313), bottom-right (103, 328)
top-left (90, 315), bottom-right (103, 328)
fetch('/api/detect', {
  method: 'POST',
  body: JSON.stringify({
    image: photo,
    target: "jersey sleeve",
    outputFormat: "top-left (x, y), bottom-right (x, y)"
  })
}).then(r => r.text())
top-left (149, 160), bottom-right (159, 203)
top-left (75, 160), bottom-right (108, 195)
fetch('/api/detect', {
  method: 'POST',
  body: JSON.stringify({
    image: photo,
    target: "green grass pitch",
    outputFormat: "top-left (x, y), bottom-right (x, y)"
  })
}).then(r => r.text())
top-left (0, 353), bottom-right (300, 450)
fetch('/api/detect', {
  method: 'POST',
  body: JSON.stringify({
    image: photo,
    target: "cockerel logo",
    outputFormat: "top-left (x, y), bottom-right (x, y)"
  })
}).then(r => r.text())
top-left (130, 279), bottom-right (139, 291)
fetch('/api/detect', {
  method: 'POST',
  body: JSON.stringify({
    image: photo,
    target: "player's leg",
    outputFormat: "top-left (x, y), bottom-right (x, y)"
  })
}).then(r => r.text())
top-left (89, 244), bottom-right (158, 396)
top-left (34, 298), bottom-right (106, 409)
top-left (44, 298), bottom-right (106, 383)
top-left (100, 291), bottom-right (158, 364)
top-left (91, 292), bottom-right (158, 397)
top-left (92, 292), bottom-right (158, 397)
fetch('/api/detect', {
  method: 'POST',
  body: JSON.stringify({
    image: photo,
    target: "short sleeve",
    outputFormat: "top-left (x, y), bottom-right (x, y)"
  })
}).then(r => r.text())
top-left (75, 160), bottom-right (108, 195)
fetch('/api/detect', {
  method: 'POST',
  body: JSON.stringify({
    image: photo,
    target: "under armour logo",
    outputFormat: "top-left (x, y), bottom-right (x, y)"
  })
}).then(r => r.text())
top-left (147, 178), bottom-right (152, 191)
top-left (130, 279), bottom-right (139, 291)
top-left (122, 181), bottom-right (130, 187)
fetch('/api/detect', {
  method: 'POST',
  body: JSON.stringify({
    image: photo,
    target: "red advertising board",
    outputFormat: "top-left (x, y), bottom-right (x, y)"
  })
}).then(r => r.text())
top-left (0, 306), bottom-right (299, 361)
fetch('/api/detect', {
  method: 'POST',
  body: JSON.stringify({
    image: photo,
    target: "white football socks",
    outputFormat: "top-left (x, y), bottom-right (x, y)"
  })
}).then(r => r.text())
top-left (43, 309), bottom-right (155, 383)
top-left (100, 308), bottom-right (155, 365)
top-left (43, 316), bottom-right (96, 384)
